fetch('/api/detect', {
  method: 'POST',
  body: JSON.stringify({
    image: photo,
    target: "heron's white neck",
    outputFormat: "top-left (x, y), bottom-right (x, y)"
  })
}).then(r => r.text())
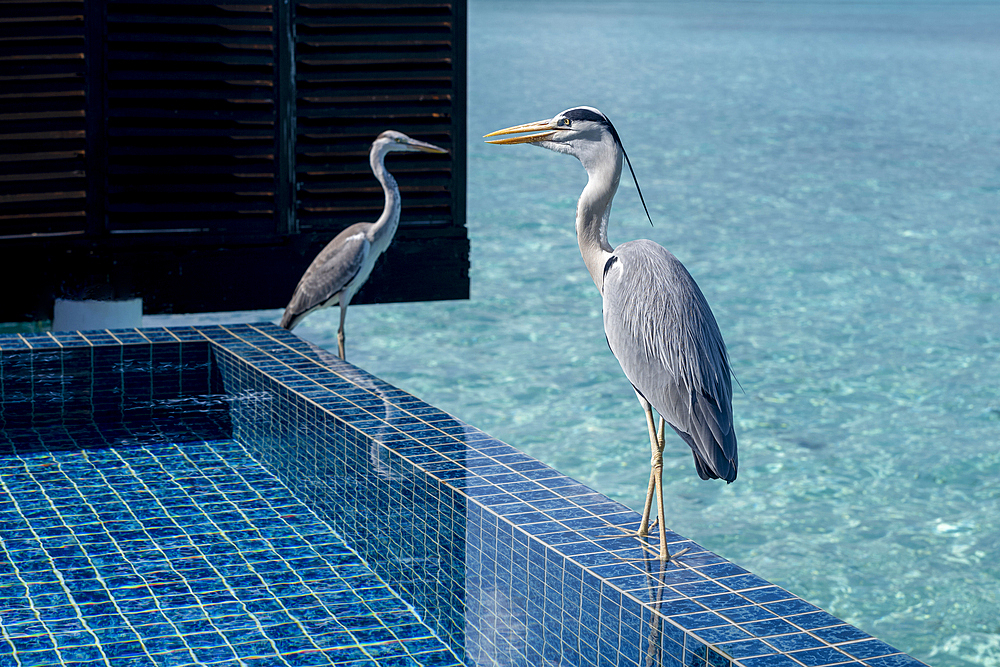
top-left (575, 140), bottom-right (621, 293)
top-left (369, 149), bottom-right (401, 249)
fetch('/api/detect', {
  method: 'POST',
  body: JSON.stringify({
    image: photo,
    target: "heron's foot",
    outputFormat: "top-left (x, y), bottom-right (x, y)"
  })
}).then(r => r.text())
top-left (597, 518), bottom-right (657, 541)
top-left (612, 538), bottom-right (690, 563)
top-left (599, 521), bottom-right (688, 562)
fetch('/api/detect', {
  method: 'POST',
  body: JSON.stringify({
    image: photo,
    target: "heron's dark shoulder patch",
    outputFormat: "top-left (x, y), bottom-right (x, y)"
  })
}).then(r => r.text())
top-left (603, 255), bottom-right (619, 278)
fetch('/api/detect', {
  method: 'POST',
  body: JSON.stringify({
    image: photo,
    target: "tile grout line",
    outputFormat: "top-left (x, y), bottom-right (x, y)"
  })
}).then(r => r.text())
top-left (167, 441), bottom-right (361, 665)
top-left (213, 437), bottom-right (466, 667)
top-left (105, 443), bottom-right (288, 666)
top-left (0, 462), bottom-right (115, 667)
top-left (45, 449), bottom-right (187, 666)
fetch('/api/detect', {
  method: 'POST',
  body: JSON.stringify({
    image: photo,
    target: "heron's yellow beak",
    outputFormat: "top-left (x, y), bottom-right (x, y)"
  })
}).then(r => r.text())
top-left (484, 119), bottom-right (560, 145)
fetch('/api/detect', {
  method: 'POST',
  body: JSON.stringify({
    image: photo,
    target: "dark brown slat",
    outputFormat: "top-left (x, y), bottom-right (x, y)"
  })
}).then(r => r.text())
top-left (106, 49), bottom-right (273, 65)
top-left (297, 54), bottom-right (451, 66)
top-left (0, 190), bottom-right (84, 203)
top-left (107, 182), bottom-right (274, 194)
top-left (298, 121), bottom-right (452, 136)
top-left (0, 0), bottom-right (84, 6)
top-left (108, 13), bottom-right (273, 26)
top-left (0, 14), bottom-right (83, 23)
top-left (0, 111), bottom-right (84, 121)
top-left (0, 150), bottom-right (83, 163)
top-left (0, 25), bottom-right (83, 39)
top-left (108, 88), bottom-right (273, 102)
top-left (108, 145), bottom-right (274, 158)
top-left (108, 70), bottom-right (273, 83)
top-left (107, 0), bottom-right (272, 7)
top-left (108, 32), bottom-right (272, 45)
top-left (299, 2), bottom-right (452, 8)
top-left (106, 110), bottom-right (274, 123)
top-left (0, 170), bottom-right (83, 182)
top-left (107, 201), bottom-right (275, 213)
top-left (295, 70), bottom-right (448, 83)
top-left (107, 127), bottom-right (274, 137)
top-left (299, 16), bottom-right (450, 27)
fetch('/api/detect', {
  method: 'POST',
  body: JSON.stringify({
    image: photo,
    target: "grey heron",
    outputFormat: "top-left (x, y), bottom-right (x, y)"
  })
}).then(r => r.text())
top-left (280, 131), bottom-right (449, 359)
top-left (486, 106), bottom-right (737, 561)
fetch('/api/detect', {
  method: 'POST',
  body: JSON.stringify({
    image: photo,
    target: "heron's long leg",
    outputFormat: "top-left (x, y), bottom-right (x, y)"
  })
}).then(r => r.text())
top-left (653, 416), bottom-right (668, 561)
top-left (638, 408), bottom-right (659, 537)
top-left (337, 304), bottom-right (348, 360)
top-left (638, 405), bottom-right (670, 561)
top-left (638, 470), bottom-right (656, 536)
top-left (604, 400), bottom-right (680, 561)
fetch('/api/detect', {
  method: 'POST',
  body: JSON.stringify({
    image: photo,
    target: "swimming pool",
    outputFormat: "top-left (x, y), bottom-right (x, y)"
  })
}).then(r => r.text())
top-left (0, 324), bottom-right (929, 667)
top-left (0, 331), bottom-right (460, 666)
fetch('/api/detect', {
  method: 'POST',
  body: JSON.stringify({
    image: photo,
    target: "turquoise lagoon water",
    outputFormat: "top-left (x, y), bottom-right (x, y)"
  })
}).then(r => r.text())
top-left (149, 2), bottom-right (1000, 666)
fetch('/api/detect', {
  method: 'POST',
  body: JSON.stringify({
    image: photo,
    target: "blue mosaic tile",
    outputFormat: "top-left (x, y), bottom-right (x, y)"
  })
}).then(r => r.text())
top-left (716, 638), bottom-right (777, 659)
top-left (813, 625), bottom-right (873, 645)
top-left (674, 611), bottom-right (728, 630)
top-left (0, 324), bottom-right (930, 667)
top-left (765, 598), bottom-right (822, 617)
top-left (791, 610), bottom-right (847, 631)
top-left (790, 647), bottom-right (857, 666)
top-left (718, 604), bottom-right (779, 624)
top-left (742, 618), bottom-right (802, 638)
top-left (840, 640), bottom-right (901, 660)
top-left (694, 623), bottom-right (753, 644)
top-left (863, 654), bottom-right (926, 667)
top-left (741, 654), bottom-right (805, 667)
top-left (719, 573), bottom-right (771, 591)
top-left (743, 586), bottom-right (796, 604)
top-left (766, 632), bottom-right (826, 652)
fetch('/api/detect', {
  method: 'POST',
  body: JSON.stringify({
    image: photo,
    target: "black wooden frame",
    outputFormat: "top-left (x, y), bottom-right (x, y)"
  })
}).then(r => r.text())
top-left (0, 0), bottom-right (468, 322)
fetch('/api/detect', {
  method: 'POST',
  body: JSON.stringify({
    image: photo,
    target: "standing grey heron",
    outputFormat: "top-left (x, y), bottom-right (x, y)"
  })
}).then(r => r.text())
top-left (280, 131), bottom-right (448, 359)
top-left (486, 106), bottom-right (737, 561)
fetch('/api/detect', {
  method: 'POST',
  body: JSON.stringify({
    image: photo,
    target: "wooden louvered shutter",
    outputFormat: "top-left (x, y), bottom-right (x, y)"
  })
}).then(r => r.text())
top-left (104, 0), bottom-right (280, 235)
top-left (295, 1), bottom-right (460, 232)
top-left (293, 0), bottom-right (466, 305)
top-left (0, 0), bottom-right (88, 238)
top-left (0, 0), bottom-right (467, 322)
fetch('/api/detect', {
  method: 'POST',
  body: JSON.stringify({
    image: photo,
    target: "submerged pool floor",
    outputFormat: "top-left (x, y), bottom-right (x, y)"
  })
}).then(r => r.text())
top-left (0, 436), bottom-right (460, 667)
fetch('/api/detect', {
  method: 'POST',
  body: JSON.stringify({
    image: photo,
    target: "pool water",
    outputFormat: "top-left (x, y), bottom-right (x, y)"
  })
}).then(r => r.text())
top-left (0, 431), bottom-right (459, 667)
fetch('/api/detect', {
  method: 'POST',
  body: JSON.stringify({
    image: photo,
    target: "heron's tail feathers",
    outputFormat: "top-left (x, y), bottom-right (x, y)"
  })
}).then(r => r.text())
top-left (279, 308), bottom-right (300, 330)
top-left (692, 449), bottom-right (738, 484)
top-left (668, 420), bottom-right (738, 484)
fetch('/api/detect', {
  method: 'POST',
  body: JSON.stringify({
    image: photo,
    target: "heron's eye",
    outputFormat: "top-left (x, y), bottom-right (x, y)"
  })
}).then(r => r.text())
top-left (560, 118), bottom-right (571, 127)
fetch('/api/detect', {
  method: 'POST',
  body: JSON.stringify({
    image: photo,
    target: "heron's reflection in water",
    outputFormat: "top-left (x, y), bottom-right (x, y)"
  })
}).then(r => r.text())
top-left (640, 558), bottom-right (723, 667)
top-left (643, 558), bottom-right (672, 667)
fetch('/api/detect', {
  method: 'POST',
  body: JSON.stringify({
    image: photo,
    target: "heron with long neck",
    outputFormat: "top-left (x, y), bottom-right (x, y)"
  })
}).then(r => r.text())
top-left (486, 106), bottom-right (738, 560)
top-left (280, 131), bottom-right (448, 359)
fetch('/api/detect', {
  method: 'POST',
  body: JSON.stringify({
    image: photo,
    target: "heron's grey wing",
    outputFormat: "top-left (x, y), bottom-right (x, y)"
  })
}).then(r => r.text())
top-left (603, 239), bottom-right (738, 482)
top-left (280, 224), bottom-right (370, 329)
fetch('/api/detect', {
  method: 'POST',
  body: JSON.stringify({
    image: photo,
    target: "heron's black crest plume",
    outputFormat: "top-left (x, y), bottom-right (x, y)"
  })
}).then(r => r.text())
top-left (568, 108), bottom-right (654, 228)
top-left (621, 144), bottom-right (653, 227)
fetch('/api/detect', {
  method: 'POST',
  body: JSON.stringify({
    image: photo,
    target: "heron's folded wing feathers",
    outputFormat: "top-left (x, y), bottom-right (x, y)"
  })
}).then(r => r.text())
top-left (603, 239), bottom-right (737, 482)
top-left (283, 226), bottom-right (369, 323)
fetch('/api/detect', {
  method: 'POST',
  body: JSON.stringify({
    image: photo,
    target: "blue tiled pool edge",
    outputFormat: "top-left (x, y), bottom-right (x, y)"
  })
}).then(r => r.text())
top-left (1, 324), bottom-right (929, 667)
